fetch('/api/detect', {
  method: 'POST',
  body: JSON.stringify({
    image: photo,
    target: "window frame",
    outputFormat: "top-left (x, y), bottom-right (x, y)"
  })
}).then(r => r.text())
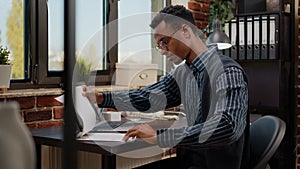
top-left (10, 0), bottom-right (118, 89)
top-left (10, 0), bottom-right (174, 89)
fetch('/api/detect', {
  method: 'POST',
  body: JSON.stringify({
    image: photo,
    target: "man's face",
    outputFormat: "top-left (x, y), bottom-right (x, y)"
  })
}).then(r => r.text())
top-left (153, 21), bottom-right (190, 65)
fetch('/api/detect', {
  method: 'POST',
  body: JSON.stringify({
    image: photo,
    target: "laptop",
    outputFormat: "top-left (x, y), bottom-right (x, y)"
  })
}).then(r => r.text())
top-left (73, 86), bottom-right (140, 137)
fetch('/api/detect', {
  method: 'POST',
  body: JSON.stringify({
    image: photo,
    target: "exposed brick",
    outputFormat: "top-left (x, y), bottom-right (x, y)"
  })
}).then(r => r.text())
top-left (194, 0), bottom-right (212, 3)
top-left (188, 0), bottom-right (211, 30)
top-left (26, 123), bottom-right (38, 129)
top-left (38, 120), bottom-right (63, 128)
top-left (195, 21), bottom-right (209, 29)
top-left (193, 11), bottom-right (206, 20)
top-left (8, 97), bottom-right (35, 109)
top-left (188, 1), bottom-right (202, 11)
top-left (54, 107), bottom-right (64, 119)
top-left (201, 3), bottom-right (210, 13)
top-left (195, 21), bottom-right (202, 29)
top-left (37, 95), bottom-right (63, 107)
top-left (24, 109), bottom-right (52, 122)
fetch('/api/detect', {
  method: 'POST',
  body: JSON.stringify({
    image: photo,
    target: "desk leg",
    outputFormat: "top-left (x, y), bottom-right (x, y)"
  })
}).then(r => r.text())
top-left (102, 155), bottom-right (116, 169)
top-left (35, 144), bottom-right (41, 169)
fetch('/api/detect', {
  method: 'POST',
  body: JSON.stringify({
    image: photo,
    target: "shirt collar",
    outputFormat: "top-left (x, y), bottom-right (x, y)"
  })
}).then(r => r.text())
top-left (188, 44), bottom-right (219, 73)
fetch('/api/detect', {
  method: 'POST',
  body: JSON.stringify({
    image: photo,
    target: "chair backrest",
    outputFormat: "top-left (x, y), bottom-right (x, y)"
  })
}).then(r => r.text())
top-left (250, 115), bottom-right (286, 169)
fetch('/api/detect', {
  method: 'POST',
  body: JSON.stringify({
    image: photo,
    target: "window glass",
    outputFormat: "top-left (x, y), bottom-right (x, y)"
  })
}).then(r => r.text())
top-left (48, 0), bottom-right (64, 71)
top-left (118, 0), bottom-right (152, 64)
top-left (0, 0), bottom-right (24, 79)
top-left (48, 0), bottom-right (104, 72)
top-left (171, 0), bottom-right (188, 7)
top-left (118, 0), bottom-right (164, 65)
top-left (76, 0), bottom-right (104, 71)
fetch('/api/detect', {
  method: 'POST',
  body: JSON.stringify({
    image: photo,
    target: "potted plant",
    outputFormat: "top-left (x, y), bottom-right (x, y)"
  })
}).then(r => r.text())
top-left (73, 56), bottom-right (95, 85)
top-left (208, 0), bottom-right (234, 32)
top-left (0, 45), bottom-right (12, 93)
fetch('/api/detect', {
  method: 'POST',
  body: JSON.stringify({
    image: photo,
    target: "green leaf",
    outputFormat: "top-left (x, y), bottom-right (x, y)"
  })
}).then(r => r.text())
top-left (208, 0), bottom-right (234, 32)
top-left (0, 45), bottom-right (11, 65)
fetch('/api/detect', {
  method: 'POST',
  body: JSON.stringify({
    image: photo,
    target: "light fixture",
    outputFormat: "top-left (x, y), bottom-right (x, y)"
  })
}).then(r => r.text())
top-left (206, 18), bottom-right (232, 50)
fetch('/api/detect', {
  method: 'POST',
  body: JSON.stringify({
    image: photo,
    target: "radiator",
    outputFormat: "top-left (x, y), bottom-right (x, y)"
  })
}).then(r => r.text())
top-left (41, 146), bottom-right (164, 169)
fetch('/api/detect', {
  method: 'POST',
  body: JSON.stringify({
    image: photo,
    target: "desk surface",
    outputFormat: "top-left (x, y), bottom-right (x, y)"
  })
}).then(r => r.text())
top-left (31, 117), bottom-right (187, 155)
top-left (31, 126), bottom-right (155, 156)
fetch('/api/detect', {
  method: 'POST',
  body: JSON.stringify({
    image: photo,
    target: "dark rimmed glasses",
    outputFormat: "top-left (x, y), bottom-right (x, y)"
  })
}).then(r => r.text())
top-left (155, 28), bottom-right (181, 51)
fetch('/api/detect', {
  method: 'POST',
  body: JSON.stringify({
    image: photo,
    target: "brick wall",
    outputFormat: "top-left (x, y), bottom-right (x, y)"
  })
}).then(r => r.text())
top-left (1, 90), bottom-right (64, 129)
top-left (188, 0), bottom-right (213, 29)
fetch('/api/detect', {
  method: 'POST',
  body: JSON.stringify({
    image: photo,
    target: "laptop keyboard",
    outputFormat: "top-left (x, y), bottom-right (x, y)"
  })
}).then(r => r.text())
top-left (107, 121), bottom-right (126, 129)
top-left (91, 120), bottom-right (126, 131)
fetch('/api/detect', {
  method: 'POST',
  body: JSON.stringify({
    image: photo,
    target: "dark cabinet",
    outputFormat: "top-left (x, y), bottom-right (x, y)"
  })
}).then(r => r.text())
top-left (224, 10), bottom-right (296, 169)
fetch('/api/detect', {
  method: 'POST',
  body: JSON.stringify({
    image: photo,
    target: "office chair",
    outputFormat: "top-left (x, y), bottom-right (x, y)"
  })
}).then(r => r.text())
top-left (249, 115), bottom-right (286, 169)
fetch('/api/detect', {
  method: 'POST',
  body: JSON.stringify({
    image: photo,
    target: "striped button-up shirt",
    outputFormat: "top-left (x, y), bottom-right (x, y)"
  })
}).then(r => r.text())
top-left (100, 45), bottom-right (248, 149)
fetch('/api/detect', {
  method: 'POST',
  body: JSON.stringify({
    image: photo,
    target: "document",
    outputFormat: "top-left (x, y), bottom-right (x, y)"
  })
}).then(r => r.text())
top-left (74, 86), bottom-right (97, 137)
top-left (55, 86), bottom-right (97, 138)
top-left (77, 133), bottom-right (135, 142)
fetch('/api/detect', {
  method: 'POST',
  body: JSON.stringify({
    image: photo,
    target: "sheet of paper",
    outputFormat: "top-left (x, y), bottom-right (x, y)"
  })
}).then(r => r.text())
top-left (77, 133), bottom-right (135, 142)
top-left (55, 94), bottom-right (64, 103)
top-left (75, 86), bottom-right (97, 137)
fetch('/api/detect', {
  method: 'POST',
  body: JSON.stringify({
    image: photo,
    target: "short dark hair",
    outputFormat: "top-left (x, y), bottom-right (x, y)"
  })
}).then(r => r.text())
top-left (150, 5), bottom-right (197, 32)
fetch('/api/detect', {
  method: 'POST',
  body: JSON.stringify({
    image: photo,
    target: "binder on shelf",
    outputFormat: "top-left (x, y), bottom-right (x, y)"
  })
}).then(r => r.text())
top-left (253, 18), bottom-right (260, 60)
top-left (223, 23), bottom-right (231, 57)
top-left (225, 13), bottom-right (279, 61)
top-left (269, 17), bottom-right (277, 59)
top-left (246, 18), bottom-right (253, 59)
top-left (238, 20), bottom-right (245, 60)
top-left (261, 18), bottom-right (268, 59)
top-left (229, 20), bottom-right (237, 60)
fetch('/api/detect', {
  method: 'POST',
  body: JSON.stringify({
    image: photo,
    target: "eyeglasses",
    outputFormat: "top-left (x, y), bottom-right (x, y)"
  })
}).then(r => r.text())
top-left (155, 28), bottom-right (180, 51)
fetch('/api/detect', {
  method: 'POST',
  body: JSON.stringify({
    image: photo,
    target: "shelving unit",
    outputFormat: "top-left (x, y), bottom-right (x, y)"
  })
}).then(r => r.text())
top-left (224, 11), bottom-right (296, 169)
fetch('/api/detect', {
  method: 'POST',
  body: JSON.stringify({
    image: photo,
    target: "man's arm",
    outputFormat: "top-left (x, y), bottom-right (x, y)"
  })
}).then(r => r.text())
top-left (82, 85), bottom-right (105, 104)
top-left (156, 67), bottom-right (248, 148)
top-left (84, 72), bottom-right (182, 112)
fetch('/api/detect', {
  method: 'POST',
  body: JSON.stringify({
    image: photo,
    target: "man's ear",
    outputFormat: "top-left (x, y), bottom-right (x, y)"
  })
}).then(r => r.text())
top-left (182, 24), bottom-right (191, 38)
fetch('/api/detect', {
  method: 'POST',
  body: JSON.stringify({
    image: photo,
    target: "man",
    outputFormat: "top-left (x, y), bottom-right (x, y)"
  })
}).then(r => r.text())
top-left (83, 5), bottom-right (249, 169)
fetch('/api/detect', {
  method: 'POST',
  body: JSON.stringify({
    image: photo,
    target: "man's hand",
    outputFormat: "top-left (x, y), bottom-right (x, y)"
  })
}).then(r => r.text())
top-left (123, 124), bottom-right (157, 144)
top-left (82, 85), bottom-right (103, 104)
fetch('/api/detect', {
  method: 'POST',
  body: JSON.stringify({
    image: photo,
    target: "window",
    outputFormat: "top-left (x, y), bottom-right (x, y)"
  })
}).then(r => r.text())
top-left (118, 0), bottom-right (166, 76)
top-left (37, 0), bottom-right (116, 85)
top-left (48, 0), bottom-right (64, 72)
top-left (0, 0), bottom-right (25, 80)
top-left (2, 0), bottom-right (170, 89)
top-left (23, 0), bottom-right (117, 87)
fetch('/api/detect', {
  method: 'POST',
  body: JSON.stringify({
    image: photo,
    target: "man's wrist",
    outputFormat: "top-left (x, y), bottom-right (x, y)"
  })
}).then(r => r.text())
top-left (96, 92), bottom-right (104, 104)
